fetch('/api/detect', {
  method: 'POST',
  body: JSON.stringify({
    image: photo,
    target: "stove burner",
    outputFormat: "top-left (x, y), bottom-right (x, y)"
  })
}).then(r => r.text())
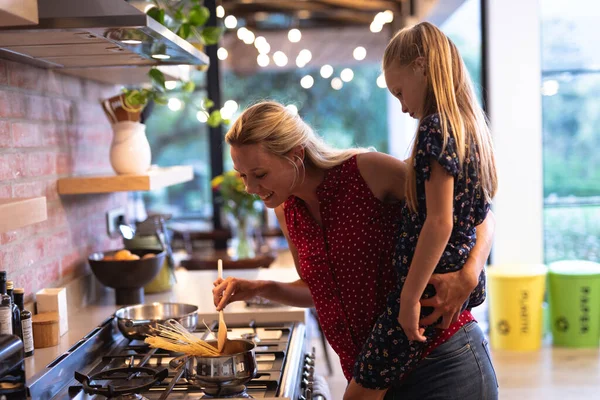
top-left (74, 366), bottom-right (168, 398)
top-left (202, 384), bottom-right (253, 398)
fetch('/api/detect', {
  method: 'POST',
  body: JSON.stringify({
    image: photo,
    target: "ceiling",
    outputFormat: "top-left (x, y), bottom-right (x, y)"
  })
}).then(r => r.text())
top-left (221, 0), bottom-right (411, 31)
top-left (218, 0), bottom-right (464, 75)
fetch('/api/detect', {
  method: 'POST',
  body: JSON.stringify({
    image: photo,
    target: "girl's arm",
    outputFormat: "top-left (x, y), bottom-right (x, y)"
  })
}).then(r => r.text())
top-left (399, 161), bottom-right (454, 341)
top-left (420, 210), bottom-right (495, 328)
top-left (213, 205), bottom-right (314, 309)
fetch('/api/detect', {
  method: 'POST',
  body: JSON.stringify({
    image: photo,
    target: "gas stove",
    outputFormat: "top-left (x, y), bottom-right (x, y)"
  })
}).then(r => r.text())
top-left (27, 315), bottom-right (315, 399)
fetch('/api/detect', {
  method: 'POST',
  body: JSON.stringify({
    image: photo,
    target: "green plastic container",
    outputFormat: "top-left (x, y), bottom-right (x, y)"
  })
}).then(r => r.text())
top-left (548, 260), bottom-right (600, 348)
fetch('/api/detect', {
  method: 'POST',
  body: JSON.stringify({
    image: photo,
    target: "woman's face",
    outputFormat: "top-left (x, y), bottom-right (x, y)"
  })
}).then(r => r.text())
top-left (384, 59), bottom-right (428, 120)
top-left (230, 144), bottom-right (299, 209)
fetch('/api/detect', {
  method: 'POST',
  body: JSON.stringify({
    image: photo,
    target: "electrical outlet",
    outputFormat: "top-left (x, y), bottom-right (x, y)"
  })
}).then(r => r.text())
top-left (106, 208), bottom-right (126, 238)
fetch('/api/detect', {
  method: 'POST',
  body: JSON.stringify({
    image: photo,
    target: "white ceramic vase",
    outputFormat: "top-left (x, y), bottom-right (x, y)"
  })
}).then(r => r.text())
top-left (110, 121), bottom-right (151, 175)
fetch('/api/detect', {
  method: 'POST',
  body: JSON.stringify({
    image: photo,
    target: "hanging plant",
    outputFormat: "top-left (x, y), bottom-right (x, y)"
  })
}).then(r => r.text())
top-left (146, 0), bottom-right (223, 46)
top-left (120, 0), bottom-right (226, 128)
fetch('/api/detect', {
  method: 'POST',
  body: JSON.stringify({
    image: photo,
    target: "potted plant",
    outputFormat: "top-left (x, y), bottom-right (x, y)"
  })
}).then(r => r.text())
top-left (101, 0), bottom-right (227, 175)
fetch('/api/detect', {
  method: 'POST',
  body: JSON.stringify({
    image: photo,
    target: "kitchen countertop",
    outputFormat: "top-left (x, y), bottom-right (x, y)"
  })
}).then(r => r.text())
top-left (25, 266), bottom-right (307, 382)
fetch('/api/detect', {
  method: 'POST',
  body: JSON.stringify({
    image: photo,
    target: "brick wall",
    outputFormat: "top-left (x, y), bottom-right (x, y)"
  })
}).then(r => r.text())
top-left (0, 60), bottom-right (127, 300)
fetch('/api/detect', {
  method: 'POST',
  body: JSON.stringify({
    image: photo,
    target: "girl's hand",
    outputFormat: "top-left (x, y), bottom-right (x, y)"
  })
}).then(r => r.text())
top-left (212, 277), bottom-right (260, 311)
top-left (398, 298), bottom-right (427, 342)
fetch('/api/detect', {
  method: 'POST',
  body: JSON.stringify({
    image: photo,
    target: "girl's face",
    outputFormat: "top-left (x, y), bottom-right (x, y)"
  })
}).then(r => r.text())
top-left (384, 59), bottom-right (428, 120)
top-left (230, 144), bottom-right (299, 209)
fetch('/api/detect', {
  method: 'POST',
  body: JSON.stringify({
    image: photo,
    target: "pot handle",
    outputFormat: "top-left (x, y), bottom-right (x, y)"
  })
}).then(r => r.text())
top-left (124, 319), bottom-right (152, 328)
top-left (169, 354), bottom-right (191, 369)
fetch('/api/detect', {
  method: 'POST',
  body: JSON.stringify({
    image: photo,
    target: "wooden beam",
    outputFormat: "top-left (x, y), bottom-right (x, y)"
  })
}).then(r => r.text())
top-left (314, 0), bottom-right (401, 12)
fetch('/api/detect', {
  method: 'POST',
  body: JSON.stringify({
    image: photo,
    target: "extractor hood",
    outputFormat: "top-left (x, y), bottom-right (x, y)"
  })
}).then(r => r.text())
top-left (0, 0), bottom-right (209, 69)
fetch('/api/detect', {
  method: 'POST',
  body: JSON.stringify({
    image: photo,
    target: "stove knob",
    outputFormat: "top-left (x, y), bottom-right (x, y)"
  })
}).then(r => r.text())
top-left (301, 378), bottom-right (309, 388)
top-left (306, 386), bottom-right (313, 400)
top-left (304, 365), bottom-right (315, 375)
top-left (298, 396), bottom-right (307, 400)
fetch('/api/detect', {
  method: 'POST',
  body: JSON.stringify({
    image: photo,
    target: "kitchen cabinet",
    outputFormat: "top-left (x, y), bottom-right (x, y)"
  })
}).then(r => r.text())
top-left (0, 0), bottom-right (38, 27)
top-left (0, 197), bottom-right (47, 232)
top-left (56, 166), bottom-right (193, 194)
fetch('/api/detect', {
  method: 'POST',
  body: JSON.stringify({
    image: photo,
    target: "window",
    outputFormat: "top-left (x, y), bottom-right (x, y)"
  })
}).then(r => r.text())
top-left (142, 72), bottom-right (214, 220)
top-left (541, 0), bottom-right (600, 263)
top-left (439, 0), bottom-right (483, 104)
top-left (222, 64), bottom-right (389, 160)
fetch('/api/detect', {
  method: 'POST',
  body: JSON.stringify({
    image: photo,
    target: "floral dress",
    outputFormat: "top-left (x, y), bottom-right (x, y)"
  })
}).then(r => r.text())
top-left (353, 114), bottom-right (490, 389)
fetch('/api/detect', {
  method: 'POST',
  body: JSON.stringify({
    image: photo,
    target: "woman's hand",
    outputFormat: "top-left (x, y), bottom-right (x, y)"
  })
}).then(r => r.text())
top-left (399, 297), bottom-right (427, 342)
top-left (212, 277), bottom-right (261, 311)
top-left (419, 269), bottom-right (478, 328)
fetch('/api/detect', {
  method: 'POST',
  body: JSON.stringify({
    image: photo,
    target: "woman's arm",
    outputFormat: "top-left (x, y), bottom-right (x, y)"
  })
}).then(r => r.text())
top-left (356, 152), bottom-right (407, 202)
top-left (399, 161), bottom-right (454, 341)
top-left (419, 210), bottom-right (496, 328)
top-left (213, 205), bottom-right (314, 310)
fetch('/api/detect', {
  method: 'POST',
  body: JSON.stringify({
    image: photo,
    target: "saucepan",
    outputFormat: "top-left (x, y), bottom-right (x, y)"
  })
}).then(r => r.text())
top-left (169, 339), bottom-right (257, 396)
top-left (114, 302), bottom-right (198, 340)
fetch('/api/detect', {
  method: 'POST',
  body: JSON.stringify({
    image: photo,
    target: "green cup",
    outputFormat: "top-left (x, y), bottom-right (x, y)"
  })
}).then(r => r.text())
top-left (548, 260), bottom-right (600, 348)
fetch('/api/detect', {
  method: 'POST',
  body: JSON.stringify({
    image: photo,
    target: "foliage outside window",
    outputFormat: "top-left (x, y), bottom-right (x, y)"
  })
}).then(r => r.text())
top-left (541, 0), bottom-right (600, 263)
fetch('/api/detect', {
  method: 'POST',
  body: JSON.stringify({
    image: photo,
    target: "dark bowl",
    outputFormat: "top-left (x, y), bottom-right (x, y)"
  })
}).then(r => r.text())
top-left (88, 249), bottom-right (166, 305)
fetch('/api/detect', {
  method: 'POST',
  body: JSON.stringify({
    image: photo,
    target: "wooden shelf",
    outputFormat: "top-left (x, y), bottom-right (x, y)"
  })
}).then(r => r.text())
top-left (0, 197), bottom-right (47, 232)
top-left (57, 166), bottom-right (194, 195)
top-left (0, 0), bottom-right (38, 27)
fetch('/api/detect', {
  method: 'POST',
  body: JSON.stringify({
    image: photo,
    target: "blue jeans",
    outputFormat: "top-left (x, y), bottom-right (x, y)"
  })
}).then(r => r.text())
top-left (384, 321), bottom-right (499, 400)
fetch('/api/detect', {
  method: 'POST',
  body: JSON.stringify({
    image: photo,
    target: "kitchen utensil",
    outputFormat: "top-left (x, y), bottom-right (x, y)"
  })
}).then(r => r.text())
top-left (0, 335), bottom-right (26, 399)
top-left (145, 319), bottom-right (219, 356)
top-left (115, 302), bottom-right (198, 341)
top-left (88, 249), bottom-right (165, 305)
top-left (169, 339), bottom-right (257, 396)
top-left (217, 259), bottom-right (228, 353)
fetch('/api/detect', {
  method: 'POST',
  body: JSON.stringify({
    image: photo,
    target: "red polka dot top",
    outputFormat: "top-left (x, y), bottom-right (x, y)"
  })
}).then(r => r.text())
top-left (283, 155), bottom-right (401, 379)
top-left (283, 155), bottom-right (475, 380)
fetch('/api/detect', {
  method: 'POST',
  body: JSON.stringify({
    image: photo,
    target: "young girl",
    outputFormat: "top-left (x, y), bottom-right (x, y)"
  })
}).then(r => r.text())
top-left (345, 22), bottom-right (498, 399)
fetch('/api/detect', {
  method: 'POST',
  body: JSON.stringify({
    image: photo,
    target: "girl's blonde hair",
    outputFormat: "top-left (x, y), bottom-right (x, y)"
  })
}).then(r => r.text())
top-left (383, 22), bottom-right (497, 212)
top-left (225, 101), bottom-right (370, 185)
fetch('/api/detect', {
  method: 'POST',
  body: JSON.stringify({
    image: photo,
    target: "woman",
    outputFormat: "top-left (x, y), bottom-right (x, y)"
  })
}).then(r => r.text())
top-left (213, 101), bottom-right (497, 398)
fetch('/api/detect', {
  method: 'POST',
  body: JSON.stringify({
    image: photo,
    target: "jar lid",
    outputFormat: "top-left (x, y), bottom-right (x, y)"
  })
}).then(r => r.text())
top-left (32, 312), bottom-right (59, 325)
top-left (549, 260), bottom-right (600, 277)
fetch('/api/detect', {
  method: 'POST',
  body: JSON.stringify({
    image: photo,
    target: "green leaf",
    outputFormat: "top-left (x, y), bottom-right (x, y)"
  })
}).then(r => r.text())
top-left (203, 98), bottom-right (214, 109)
top-left (177, 23), bottom-right (191, 39)
top-left (182, 80), bottom-right (196, 93)
top-left (146, 7), bottom-right (165, 25)
top-left (154, 95), bottom-right (168, 105)
top-left (174, 8), bottom-right (185, 22)
top-left (125, 90), bottom-right (147, 107)
top-left (189, 6), bottom-right (210, 27)
top-left (207, 110), bottom-right (222, 127)
top-left (149, 68), bottom-right (166, 90)
top-left (200, 27), bottom-right (222, 46)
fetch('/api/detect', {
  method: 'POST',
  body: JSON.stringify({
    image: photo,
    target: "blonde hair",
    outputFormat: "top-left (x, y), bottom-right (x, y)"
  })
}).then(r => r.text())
top-left (383, 22), bottom-right (497, 212)
top-left (225, 101), bottom-right (370, 185)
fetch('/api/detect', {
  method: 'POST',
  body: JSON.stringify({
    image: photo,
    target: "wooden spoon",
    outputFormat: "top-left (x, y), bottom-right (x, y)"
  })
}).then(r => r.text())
top-left (217, 259), bottom-right (228, 353)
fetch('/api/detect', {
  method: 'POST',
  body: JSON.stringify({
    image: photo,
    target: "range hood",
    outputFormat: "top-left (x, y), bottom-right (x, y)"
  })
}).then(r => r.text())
top-left (0, 0), bottom-right (209, 69)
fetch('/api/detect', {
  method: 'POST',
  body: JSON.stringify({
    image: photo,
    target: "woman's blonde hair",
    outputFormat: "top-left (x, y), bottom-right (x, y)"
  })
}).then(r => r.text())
top-left (225, 101), bottom-right (370, 186)
top-left (383, 22), bottom-right (497, 212)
